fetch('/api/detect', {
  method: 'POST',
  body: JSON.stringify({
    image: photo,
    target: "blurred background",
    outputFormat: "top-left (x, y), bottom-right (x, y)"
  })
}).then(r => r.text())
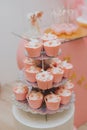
top-left (0, 0), bottom-right (87, 84)
top-left (0, 0), bottom-right (62, 84)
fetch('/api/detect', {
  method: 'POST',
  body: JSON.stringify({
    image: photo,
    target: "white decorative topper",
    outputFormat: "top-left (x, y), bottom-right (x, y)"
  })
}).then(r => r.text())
top-left (15, 86), bottom-right (25, 93)
top-left (28, 38), bottom-right (41, 48)
top-left (46, 94), bottom-right (61, 102)
top-left (27, 66), bottom-right (40, 73)
top-left (51, 67), bottom-right (64, 74)
top-left (44, 40), bottom-right (61, 47)
top-left (36, 71), bottom-right (53, 81)
top-left (29, 92), bottom-right (43, 100)
top-left (60, 89), bottom-right (71, 96)
top-left (60, 61), bottom-right (73, 69)
top-left (65, 81), bottom-right (74, 89)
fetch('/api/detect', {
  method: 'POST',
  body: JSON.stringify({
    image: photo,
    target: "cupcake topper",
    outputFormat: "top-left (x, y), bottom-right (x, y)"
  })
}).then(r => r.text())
top-left (27, 11), bottom-right (43, 35)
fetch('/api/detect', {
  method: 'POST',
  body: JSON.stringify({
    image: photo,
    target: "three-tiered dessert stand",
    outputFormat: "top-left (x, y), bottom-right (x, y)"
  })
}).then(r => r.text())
top-left (12, 10), bottom-right (75, 130)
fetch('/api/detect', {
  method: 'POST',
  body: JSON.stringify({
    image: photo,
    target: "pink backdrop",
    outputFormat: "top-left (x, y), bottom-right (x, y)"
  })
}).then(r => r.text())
top-left (17, 38), bottom-right (87, 127)
top-left (60, 38), bottom-right (87, 127)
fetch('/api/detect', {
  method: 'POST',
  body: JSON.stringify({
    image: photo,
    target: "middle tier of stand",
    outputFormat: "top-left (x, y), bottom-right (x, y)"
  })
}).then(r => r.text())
top-left (25, 77), bottom-right (67, 90)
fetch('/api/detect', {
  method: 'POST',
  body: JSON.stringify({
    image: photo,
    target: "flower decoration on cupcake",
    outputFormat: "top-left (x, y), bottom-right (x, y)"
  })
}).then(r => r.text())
top-left (27, 91), bottom-right (43, 109)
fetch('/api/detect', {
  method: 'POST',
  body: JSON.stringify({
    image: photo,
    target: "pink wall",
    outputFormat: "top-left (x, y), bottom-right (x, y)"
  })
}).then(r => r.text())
top-left (17, 38), bottom-right (87, 127)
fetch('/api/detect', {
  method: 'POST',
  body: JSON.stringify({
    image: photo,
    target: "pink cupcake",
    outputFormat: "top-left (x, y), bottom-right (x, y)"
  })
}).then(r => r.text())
top-left (45, 94), bottom-right (61, 111)
top-left (27, 91), bottom-right (43, 109)
top-left (48, 67), bottom-right (64, 83)
top-left (23, 57), bottom-right (34, 69)
top-left (55, 87), bottom-right (65, 95)
top-left (24, 66), bottom-right (41, 82)
top-left (50, 58), bottom-right (61, 67)
top-left (25, 38), bottom-right (43, 57)
top-left (13, 83), bottom-right (28, 101)
top-left (59, 61), bottom-right (73, 78)
top-left (36, 71), bottom-right (53, 90)
top-left (59, 89), bottom-right (72, 105)
top-left (64, 81), bottom-right (74, 92)
top-left (41, 33), bottom-right (57, 42)
top-left (44, 40), bottom-right (61, 56)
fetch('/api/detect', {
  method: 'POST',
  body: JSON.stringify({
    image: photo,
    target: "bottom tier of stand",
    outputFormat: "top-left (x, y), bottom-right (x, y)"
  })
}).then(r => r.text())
top-left (12, 92), bottom-right (75, 115)
top-left (12, 104), bottom-right (75, 130)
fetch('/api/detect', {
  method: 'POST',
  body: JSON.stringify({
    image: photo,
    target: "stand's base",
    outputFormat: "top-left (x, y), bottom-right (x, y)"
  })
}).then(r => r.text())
top-left (12, 104), bottom-right (75, 130)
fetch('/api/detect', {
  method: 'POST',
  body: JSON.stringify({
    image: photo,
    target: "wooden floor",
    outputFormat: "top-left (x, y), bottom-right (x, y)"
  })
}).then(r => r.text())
top-left (0, 83), bottom-right (87, 130)
top-left (0, 83), bottom-right (17, 130)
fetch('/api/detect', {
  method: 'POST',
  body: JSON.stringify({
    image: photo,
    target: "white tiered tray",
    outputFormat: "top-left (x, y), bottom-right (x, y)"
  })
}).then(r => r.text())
top-left (12, 104), bottom-right (75, 129)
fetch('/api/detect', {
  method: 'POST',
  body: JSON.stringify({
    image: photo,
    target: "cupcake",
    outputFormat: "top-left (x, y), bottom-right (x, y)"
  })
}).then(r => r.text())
top-left (13, 83), bottom-right (28, 101)
top-left (55, 87), bottom-right (65, 95)
top-left (44, 40), bottom-right (61, 56)
top-left (50, 58), bottom-right (61, 67)
top-left (24, 66), bottom-right (41, 82)
top-left (48, 67), bottom-right (64, 83)
top-left (27, 91), bottom-right (43, 109)
top-left (36, 71), bottom-right (53, 90)
top-left (23, 57), bottom-right (35, 69)
top-left (25, 38), bottom-right (43, 57)
top-left (45, 94), bottom-right (61, 110)
top-left (59, 89), bottom-right (71, 105)
top-left (64, 81), bottom-right (74, 92)
top-left (41, 33), bottom-right (57, 42)
top-left (59, 61), bottom-right (73, 78)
